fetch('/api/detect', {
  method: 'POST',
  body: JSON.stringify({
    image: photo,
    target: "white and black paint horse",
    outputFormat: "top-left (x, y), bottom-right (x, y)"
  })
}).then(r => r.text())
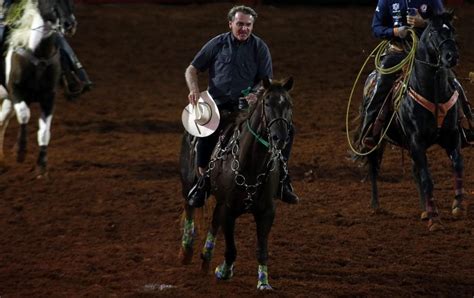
top-left (0, 0), bottom-right (76, 176)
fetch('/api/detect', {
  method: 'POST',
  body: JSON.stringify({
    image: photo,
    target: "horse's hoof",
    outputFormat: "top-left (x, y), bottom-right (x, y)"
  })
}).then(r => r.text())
top-left (35, 168), bottom-right (49, 180)
top-left (215, 262), bottom-right (234, 280)
top-left (452, 199), bottom-right (468, 218)
top-left (179, 246), bottom-right (193, 265)
top-left (428, 218), bottom-right (443, 232)
top-left (36, 172), bottom-right (49, 180)
top-left (420, 211), bottom-right (429, 221)
top-left (257, 283), bottom-right (273, 291)
top-left (371, 207), bottom-right (388, 215)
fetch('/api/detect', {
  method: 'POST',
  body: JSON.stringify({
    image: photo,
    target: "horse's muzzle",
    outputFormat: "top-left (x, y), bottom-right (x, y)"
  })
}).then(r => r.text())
top-left (441, 50), bottom-right (458, 68)
top-left (63, 16), bottom-right (77, 36)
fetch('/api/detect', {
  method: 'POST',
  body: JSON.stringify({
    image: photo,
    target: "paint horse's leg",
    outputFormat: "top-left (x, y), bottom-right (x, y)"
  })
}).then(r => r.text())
top-left (180, 203), bottom-right (196, 265)
top-left (254, 207), bottom-right (275, 290)
top-left (200, 201), bottom-right (223, 273)
top-left (410, 146), bottom-right (441, 231)
top-left (0, 99), bottom-right (14, 166)
top-left (215, 208), bottom-right (236, 281)
top-left (13, 101), bottom-right (31, 163)
top-left (36, 99), bottom-right (54, 177)
top-left (447, 148), bottom-right (469, 218)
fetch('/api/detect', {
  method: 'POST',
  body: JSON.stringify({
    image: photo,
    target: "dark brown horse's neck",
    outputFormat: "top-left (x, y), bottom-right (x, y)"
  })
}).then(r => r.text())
top-left (237, 101), bottom-right (273, 175)
top-left (411, 52), bottom-right (454, 103)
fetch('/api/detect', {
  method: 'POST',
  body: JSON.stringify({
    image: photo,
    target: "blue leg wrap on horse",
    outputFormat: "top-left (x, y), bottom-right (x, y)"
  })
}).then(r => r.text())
top-left (257, 265), bottom-right (270, 289)
top-left (215, 261), bottom-right (234, 280)
top-left (181, 219), bottom-right (195, 249)
top-left (201, 232), bottom-right (216, 261)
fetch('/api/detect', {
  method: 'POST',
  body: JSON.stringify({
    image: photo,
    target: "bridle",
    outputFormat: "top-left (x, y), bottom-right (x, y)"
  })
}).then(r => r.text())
top-left (259, 89), bottom-right (292, 150)
top-left (416, 22), bottom-right (456, 69)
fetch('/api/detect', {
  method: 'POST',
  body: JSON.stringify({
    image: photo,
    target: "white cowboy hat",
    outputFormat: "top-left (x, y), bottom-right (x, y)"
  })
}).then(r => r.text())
top-left (181, 91), bottom-right (220, 137)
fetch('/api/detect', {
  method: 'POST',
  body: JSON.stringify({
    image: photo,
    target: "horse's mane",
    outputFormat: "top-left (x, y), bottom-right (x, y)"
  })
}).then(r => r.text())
top-left (235, 97), bottom-right (260, 125)
top-left (234, 79), bottom-right (293, 126)
top-left (6, 0), bottom-right (40, 49)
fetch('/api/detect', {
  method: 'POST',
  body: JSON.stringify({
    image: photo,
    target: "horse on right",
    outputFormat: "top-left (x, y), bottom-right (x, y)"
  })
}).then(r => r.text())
top-left (356, 12), bottom-right (469, 231)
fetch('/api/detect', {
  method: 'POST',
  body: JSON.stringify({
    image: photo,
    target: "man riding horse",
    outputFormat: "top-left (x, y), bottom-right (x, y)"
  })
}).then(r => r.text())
top-left (360, 0), bottom-right (474, 149)
top-left (0, 0), bottom-right (92, 98)
top-left (185, 5), bottom-right (299, 207)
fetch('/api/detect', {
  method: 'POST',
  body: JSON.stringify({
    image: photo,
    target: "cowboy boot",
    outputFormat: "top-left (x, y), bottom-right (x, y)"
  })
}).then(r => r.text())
top-left (58, 35), bottom-right (93, 98)
top-left (278, 176), bottom-right (299, 204)
top-left (187, 175), bottom-right (210, 208)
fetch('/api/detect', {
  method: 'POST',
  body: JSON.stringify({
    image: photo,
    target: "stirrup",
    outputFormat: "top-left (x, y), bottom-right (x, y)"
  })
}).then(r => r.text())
top-left (279, 181), bottom-right (299, 204)
top-left (62, 71), bottom-right (84, 99)
top-left (187, 175), bottom-right (209, 208)
top-left (362, 136), bottom-right (377, 150)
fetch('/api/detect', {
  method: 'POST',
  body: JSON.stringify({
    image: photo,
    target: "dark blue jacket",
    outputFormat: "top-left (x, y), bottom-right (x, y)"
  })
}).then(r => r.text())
top-left (372, 0), bottom-right (444, 39)
top-left (191, 32), bottom-right (272, 106)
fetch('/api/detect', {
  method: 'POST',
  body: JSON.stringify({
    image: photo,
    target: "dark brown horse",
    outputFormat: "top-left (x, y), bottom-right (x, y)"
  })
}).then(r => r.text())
top-left (358, 12), bottom-right (468, 231)
top-left (0, 0), bottom-right (76, 176)
top-left (179, 77), bottom-right (294, 290)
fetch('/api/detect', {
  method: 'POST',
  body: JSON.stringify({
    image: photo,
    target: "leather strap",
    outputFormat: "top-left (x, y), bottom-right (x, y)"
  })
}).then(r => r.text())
top-left (409, 88), bottom-right (459, 128)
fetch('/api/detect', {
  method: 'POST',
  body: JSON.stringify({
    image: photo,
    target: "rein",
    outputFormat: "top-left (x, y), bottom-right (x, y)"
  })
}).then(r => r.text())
top-left (246, 120), bottom-right (269, 148)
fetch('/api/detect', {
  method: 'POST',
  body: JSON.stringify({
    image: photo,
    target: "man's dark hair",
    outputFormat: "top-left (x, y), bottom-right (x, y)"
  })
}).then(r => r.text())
top-left (227, 5), bottom-right (258, 22)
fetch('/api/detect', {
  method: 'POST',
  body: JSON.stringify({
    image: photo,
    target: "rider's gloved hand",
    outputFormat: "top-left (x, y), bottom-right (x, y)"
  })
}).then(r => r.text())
top-left (394, 26), bottom-right (409, 39)
top-left (407, 9), bottom-right (426, 28)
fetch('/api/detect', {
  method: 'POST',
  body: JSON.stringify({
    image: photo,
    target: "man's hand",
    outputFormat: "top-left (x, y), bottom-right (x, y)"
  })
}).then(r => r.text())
top-left (394, 26), bottom-right (409, 39)
top-left (407, 10), bottom-right (426, 28)
top-left (188, 90), bottom-right (200, 105)
top-left (245, 93), bottom-right (258, 105)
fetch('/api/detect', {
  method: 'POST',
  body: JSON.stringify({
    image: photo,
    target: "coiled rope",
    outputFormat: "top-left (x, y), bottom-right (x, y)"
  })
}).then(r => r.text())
top-left (346, 28), bottom-right (419, 156)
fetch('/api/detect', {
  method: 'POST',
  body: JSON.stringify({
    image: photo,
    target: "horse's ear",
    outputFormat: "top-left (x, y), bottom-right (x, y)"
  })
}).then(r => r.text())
top-left (262, 77), bottom-right (272, 90)
top-left (283, 77), bottom-right (294, 92)
top-left (445, 9), bottom-right (455, 21)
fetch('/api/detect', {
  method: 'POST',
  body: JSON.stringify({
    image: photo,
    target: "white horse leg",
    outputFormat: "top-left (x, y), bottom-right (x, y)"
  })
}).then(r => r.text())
top-left (0, 99), bottom-right (14, 164)
top-left (37, 114), bottom-right (52, 147)
top-left (13, 101), bottom-right (31, 162)
top-left (37, 114), bottom-right (53, 173)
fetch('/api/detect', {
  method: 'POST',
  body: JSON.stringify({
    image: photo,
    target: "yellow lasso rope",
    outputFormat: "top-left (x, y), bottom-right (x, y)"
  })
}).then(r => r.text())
top-left (346, 29), bottom-right (419, 156)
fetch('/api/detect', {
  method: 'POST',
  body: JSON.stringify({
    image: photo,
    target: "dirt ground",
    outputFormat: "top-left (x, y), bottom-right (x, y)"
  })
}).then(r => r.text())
top-left (1, 3), bottom-right (474, 297)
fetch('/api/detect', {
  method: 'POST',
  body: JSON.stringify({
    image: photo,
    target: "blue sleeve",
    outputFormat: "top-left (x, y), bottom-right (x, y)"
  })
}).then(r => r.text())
top-left (433, 0), bottom-right (444, 14)
top-left (190, 35), bottom-right (221, 73)
top-left (372, 0), bottom-right (394, 39)
top-left (256, 41), bottom-right (272, 81)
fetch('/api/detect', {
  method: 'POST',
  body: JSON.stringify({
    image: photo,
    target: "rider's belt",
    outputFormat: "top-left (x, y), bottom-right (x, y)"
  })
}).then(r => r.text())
top-left (409, 88), bottom-right (459, 128)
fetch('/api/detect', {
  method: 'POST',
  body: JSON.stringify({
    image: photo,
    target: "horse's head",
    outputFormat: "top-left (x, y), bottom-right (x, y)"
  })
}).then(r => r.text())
top-left (261, 77), bottom-right (294, 151)
top-left (38, 0), bottom-right (77, 36)
top-left (420, 12), bottom-right (458, 68)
